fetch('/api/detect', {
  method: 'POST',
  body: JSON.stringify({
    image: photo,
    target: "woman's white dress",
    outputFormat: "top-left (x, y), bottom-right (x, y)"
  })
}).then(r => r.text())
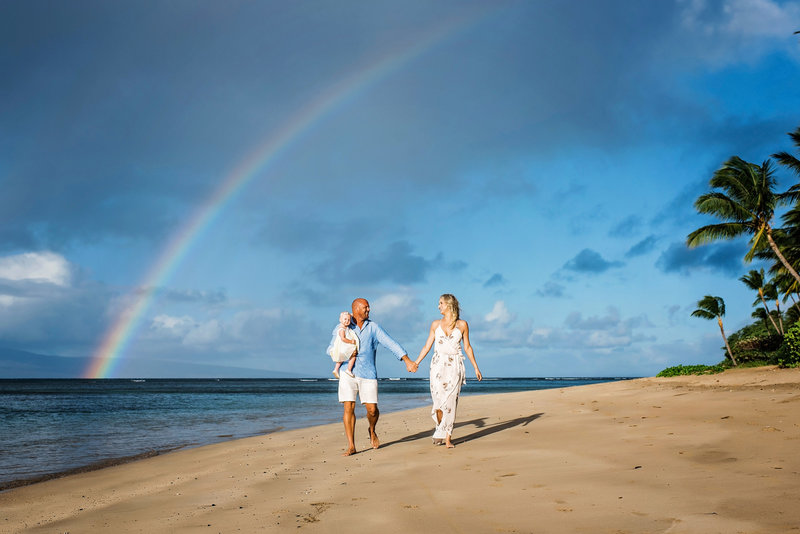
top-left (429, 324), bottom-right (466, 439)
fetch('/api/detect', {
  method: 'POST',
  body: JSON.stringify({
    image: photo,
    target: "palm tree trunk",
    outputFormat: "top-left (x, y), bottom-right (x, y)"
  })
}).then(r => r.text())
top-left (775, 300), bottom-right (785, 335)
top-left (766, 229), bottom-right (800, 285)
top-left (718, 317), bottom-right (737, 366)
top-left (758, 288), bottom-right (780, 334)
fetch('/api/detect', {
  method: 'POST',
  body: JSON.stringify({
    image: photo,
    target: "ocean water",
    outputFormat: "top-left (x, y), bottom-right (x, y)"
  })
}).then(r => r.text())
top-left (0, 377), bottom-right (631, 488)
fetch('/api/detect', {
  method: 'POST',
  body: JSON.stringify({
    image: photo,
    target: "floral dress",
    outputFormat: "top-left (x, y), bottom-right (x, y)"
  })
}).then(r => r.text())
top-left (429, 324), bottom-right (466, 439)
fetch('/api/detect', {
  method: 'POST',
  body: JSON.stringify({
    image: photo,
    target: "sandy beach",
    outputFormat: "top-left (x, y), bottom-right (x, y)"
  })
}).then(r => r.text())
top-left (2, 366), bottom-right (799, 533)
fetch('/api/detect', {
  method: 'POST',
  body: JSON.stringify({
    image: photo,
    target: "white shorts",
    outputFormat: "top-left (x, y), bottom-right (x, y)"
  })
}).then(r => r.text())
top-left (338, 373), bottom-right (378, 404)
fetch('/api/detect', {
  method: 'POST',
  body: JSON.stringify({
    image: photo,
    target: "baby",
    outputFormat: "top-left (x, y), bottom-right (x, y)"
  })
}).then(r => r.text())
top-left (330, 311), bottom-right (358, 378)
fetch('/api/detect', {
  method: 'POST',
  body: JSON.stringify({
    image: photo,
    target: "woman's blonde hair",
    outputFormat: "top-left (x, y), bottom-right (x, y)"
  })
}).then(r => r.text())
top-left (440, 293), bottom-right (460, 329)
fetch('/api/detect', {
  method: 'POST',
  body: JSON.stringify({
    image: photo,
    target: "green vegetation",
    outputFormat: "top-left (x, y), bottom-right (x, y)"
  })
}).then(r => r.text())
top-left (777, 322), bottom-right (800, 368)
top-left (664, 125), bottom-right (800, 376)
top-left (657, 364), bottom-right (727, 377)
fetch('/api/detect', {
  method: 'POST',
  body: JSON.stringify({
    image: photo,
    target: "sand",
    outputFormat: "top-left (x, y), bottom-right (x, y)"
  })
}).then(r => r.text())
top-left (2, 366), bottom-right (799, 533)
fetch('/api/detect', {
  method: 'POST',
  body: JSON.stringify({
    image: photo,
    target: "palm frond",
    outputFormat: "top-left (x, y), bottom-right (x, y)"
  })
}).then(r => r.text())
top-left (745, 225), bottom-right (768, 262)
top-left (740, 268), bottom-right (765, 291)
top-left (693, 295), bottom-right (725, 318)
top-left (687, 223), bottom-right (747, 247)
top-left (694, 192), bottom-right (752, 221)
top-left (691, 309), bottom-right (716, 320)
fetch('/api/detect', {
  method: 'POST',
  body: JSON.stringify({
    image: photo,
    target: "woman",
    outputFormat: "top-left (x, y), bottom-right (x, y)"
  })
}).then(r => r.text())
top-left (415, 294), bottom-right (482, 448)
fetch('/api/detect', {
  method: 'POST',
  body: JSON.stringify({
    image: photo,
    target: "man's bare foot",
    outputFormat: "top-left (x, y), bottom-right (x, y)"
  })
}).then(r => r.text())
top-left (342, 447), bottom-right (356, 456)
top-left (333, 370), bottom-right (340, 379)
top-left (369, 430), bottom-right (380, 449)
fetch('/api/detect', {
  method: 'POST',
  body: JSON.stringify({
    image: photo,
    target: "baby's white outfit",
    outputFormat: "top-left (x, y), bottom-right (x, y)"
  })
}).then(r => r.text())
top-left (330, 326), bottom-right (359, 363)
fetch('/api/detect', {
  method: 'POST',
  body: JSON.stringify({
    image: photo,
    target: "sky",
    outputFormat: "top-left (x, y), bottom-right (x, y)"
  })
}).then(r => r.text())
top-left (2, 0), bottom-right (800, 378)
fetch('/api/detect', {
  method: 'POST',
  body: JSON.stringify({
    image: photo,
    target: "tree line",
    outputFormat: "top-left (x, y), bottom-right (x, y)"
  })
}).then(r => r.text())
top-left (688, 125), bottom-right (800, 368)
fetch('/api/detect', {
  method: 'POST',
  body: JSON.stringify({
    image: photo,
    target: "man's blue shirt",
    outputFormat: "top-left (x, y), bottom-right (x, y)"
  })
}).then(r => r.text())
top-left (328, 319), bottom-right (406, 380)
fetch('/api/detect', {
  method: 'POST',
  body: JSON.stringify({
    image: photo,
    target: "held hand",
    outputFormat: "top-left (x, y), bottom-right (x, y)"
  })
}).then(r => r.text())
top-left (405, 359), bottom-right (418, 373)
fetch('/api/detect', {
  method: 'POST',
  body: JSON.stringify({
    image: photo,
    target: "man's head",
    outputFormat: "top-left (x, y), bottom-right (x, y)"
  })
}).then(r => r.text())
top-left (352, 298), bottom-right (370, 324)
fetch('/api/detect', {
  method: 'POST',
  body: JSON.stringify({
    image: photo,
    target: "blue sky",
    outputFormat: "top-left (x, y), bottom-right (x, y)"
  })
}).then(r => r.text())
top-left (2, 0), bottom-right (800, 377)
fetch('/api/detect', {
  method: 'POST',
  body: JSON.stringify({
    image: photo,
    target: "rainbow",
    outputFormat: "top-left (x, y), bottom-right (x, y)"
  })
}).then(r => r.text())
top-left (85, 10), bottom-right (492, 378)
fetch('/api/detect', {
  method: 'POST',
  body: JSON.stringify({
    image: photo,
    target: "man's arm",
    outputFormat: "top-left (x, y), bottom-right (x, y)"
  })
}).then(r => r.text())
top-left (374, 324), bottom-right (417, 372)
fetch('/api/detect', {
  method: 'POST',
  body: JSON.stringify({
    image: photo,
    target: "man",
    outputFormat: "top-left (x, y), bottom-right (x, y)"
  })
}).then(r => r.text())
top-left (328, 298), bottom-right (417, 456)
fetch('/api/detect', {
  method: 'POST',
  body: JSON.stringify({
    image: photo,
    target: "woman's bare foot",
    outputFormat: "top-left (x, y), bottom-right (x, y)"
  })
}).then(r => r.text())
top-left (445, 437), bottom-right (455, 448)
top-left (342, 447), bottom-right (356, 456)
top-left (333, 370), bottom-right (340, 379)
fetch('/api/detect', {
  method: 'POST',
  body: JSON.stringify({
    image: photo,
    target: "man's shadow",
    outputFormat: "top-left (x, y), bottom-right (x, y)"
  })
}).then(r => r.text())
top-left (381, 413), bottom-right (544, 449)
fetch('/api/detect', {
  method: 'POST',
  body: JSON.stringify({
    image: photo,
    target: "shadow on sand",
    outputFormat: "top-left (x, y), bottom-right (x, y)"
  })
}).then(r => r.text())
top-left (380, 412), bottom-right (544, 449)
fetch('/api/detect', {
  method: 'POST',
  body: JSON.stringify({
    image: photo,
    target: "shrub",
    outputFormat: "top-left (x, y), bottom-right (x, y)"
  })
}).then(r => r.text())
top-left (656, 364), bottom-right (727, 377)
top-left (778, 322), bottom-right (800, 368)
top-left (730, 333), bottom-right (783, 363)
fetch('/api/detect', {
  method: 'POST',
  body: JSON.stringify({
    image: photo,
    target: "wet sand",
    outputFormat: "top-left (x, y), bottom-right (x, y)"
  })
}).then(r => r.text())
top-left (2, 366), bottom-right (799, 533)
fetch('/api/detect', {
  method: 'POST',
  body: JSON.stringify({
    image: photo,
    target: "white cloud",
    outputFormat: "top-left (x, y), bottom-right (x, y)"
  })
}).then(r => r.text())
top-left (183, 319), bottom-right (222, 345)
top-left (485, 300), bottom-right (513, 323)
top-left (372, 292), bottom-right (418, 315)
top-left (0, 251), bottom-right (71, 287)
top-left (368, 290), bottom-right (426, 341)
top-left (678, 0), bottom-right (800, 64)
top-left (720, 0), bottom-right (800, 37)
top-left (151, 314), bottom-right (195, 337)
top-left (149, 314), bottom-right (222, 346)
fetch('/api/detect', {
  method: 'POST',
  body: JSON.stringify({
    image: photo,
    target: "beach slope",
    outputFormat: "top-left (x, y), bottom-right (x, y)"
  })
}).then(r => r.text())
top-left (2, 366), bottom-right (799, 533)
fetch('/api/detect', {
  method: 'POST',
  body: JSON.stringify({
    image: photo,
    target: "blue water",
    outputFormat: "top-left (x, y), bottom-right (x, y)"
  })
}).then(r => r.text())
top-left (0, 377), bottom-right (631, 488)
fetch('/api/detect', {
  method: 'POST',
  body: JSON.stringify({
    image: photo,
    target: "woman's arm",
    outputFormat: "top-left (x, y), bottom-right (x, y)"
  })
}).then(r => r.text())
top-left (459, 320), bottom-right (482, 381)
top-left (415, 320), bottom-right (438, 366)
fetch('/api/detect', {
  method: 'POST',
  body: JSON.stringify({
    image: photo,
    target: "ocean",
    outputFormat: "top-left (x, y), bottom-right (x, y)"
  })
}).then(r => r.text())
top-left (0, 377), bottom-right (632, 489)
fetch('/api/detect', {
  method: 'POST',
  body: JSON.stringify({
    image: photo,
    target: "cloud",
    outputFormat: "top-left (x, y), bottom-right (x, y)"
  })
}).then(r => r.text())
top-left (160, 288), bottom-right (227, 306)
top-left (678, 0), bottom-right (800, 65)
top-left (313, 241), bottom-right (465, 286)
top-left (0, 252), bottom-right (110, 355)
top-left (563, 249), bottom-right (624, 274)
top-left (368, 290), bottom-right (427, 341)
top-left (483, 273), bottom-right (507, 288)
top-left (473, 300), bottom-right (529, 347)
top-left (527, 307), bottom-right (654, 351)
top-left (143, 306), bottom-right (329, 367)
top-left (536, 281), bottom-right (567, 298)
top-left (485, 301), bottom-right (514, 323)
top-left (625, 235), bottom-right (660, 258)
top-left (656, 241), bottom-right (744, 276)
top-left (608, 215), bottom-right (644, 238)
top-left (0, 251), bottom-right (71, 286)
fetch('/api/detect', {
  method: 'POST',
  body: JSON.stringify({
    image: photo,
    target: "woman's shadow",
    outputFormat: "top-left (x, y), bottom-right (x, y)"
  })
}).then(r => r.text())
top-left (381, 412), bottom-right (544, 449)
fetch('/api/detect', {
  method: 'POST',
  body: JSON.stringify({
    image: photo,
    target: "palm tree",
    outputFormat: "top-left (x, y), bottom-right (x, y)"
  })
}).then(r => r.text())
top-left (774, 271), bottom-right (800, 317)
top-left (763, 281), bottom-right (785, 335)
top-left (772, 126), bottom-right (800, 177)
top-left (691, 295), bottom-right (737, 366)
top-left (740, 269), bottom-right (780, 334)
top-left (687, 156), bottom-right (800, 285)
top-left (771, 126), bottom-right (800, 284)
top-left (751, 307), bottom-right (772, 330)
